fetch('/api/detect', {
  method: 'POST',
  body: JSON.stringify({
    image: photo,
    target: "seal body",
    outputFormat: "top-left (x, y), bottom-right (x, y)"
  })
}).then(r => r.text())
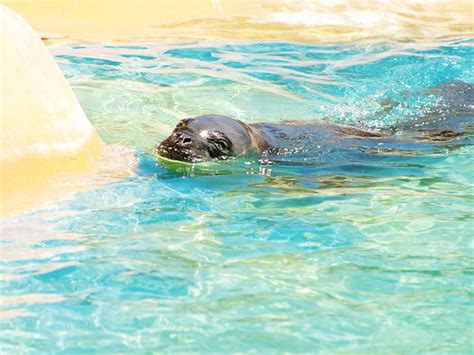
top-left (156, 113), bottom-right (472, 163)
top-left (156, 115), bottom-right (390, 162)
top-left (156, 82), bottom-right (473, 163)
top-left (252, 121), bottom-right (385, 153)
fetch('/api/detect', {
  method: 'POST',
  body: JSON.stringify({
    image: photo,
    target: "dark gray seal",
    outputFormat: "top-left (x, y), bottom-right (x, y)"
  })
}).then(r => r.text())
top-left (155, 114), bottom-right (471, 163)
top-left (156, 82), bottom-right (473, 163)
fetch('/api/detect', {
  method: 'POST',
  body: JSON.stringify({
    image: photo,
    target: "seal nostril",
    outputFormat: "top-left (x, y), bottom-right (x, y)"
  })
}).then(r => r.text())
top-left (182, 137), bottom-right (192, 144)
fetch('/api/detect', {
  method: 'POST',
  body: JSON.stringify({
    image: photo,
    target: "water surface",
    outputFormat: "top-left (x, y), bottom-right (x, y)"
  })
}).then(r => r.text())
top-left (1, 39), bottom-right (473, 353)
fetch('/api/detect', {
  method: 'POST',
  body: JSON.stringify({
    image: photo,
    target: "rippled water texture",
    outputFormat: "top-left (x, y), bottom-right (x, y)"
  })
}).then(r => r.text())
top-left (1, 39), bottom-right (473, 352)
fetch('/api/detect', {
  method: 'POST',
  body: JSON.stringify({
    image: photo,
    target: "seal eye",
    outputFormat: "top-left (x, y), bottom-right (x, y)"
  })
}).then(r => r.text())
top-left (214, 139), bottom-right (228, 150)
top-left (204, 130), bottom-right (233, 158)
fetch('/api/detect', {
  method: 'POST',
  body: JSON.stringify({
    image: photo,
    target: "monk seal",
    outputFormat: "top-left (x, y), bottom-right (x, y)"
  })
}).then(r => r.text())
top-left (155, 113), bottom-right (472, 163)
top-left (156, 82), bottom-right (473, 163)
top-left (155, 114), bottom-right (403, 163)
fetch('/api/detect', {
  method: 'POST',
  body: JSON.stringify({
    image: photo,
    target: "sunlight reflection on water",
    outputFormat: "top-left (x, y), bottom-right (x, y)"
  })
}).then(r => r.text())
top-left (1, 37), bottom-right (473, 353)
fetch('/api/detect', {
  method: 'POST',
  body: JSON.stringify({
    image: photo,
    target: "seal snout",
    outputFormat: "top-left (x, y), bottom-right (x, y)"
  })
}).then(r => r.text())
top-left (172, 131), bottom-right (194, 148)
top-left (155, 127), bottom-right (201, 162)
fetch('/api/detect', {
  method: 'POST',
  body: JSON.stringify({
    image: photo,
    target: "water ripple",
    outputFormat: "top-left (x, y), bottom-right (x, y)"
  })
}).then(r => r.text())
top-left (1, 39), bottom-right (473, 352)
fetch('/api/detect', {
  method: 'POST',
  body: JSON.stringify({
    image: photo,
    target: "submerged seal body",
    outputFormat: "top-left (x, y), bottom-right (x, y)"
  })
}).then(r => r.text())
top-left (156, 114), bottom-right (390, 163)
top-left (156, 112), bottom-right (471, 163)
top-left (156, 82), bottom-right (474, 163)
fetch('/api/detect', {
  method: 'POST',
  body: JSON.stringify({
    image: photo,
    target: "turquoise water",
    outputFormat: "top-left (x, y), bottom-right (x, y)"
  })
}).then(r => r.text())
top-left (1, 40), bottom-right (473, 353)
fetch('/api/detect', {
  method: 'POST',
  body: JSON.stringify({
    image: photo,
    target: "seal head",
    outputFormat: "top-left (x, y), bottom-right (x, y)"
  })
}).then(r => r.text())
top-left (156, 114), bottom-right (266, 162)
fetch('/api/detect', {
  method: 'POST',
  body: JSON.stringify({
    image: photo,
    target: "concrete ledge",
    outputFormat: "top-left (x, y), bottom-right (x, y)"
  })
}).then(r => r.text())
top-left (0, 4), bottom-right (104, 215)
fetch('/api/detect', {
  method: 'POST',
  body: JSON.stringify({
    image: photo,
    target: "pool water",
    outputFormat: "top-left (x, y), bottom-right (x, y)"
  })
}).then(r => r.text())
top-left (1, 40), bottom-right (473, 353)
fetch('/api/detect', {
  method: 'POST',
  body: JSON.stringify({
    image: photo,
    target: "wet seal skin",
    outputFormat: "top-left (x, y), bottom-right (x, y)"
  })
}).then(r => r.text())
top-left (155, 111), bottom-right (472, 163)
top-left (156, 83), bottom-right (473, 163)
top-left (155, 113), bottom-right (395, 163)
